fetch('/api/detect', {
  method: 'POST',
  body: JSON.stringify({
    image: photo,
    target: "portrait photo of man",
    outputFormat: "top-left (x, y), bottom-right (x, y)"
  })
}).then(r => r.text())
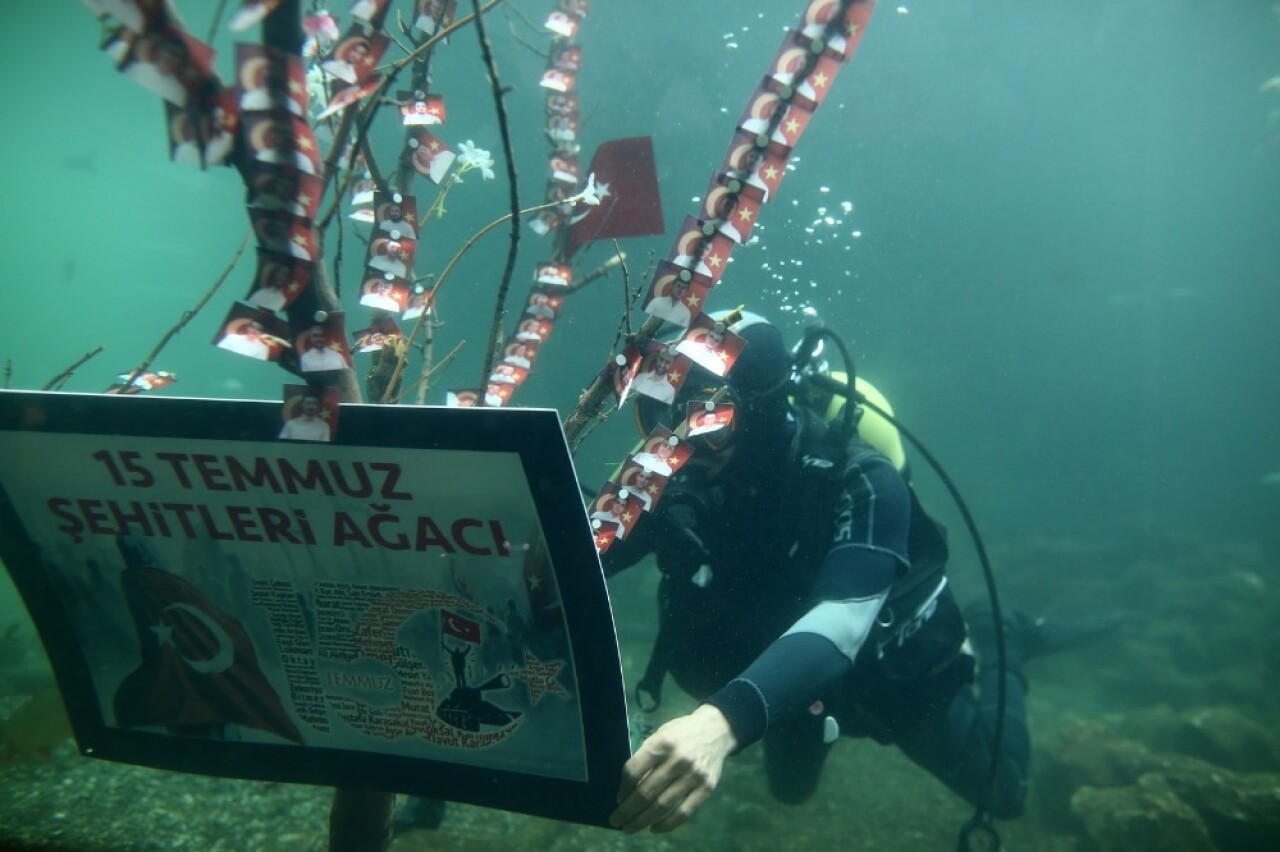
top-left (278, 385), bottom-right (335, 442)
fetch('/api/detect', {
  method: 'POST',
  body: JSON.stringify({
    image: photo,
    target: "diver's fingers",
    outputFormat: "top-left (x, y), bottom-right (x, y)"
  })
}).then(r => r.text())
top-left (614, 739), bottom-right (661, 803)
top-left (650, 781), bottom-right (716, 834)
top-left (611, 746), bottom-right (678, 832)
top-left (613, 757), bottom-right (705, 834)
top-left (612, 707), bottom-right (734, 833)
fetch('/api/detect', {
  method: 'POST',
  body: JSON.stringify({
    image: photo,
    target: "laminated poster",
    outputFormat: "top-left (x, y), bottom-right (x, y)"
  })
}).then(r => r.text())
top-left (0, 390), bottom-right (629, 827)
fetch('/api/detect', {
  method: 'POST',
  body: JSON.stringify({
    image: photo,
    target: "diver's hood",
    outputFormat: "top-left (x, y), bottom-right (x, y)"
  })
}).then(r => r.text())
top-left (722, 311), bottom-right (789, 403)
top-left (716, 311), bottom-right (794, 473)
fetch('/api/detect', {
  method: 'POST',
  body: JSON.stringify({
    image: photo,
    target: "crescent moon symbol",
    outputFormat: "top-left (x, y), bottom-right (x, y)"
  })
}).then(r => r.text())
top-left (704, 187), bottom-right (730, 220)
top-left (249, 118), bottom-right (273, 153)
top-left (728, 142), bottom-right (754, 170)
top-left (750, 92), bottom-right (778, 121)
top-left (805, 0), bottom-right (836, 26)
top-left (775, 47), bottom-right (807, 76)
top-left (239, 55), bottom-right (269, 90)
top-left (166, 603), bottom-right (236, 674)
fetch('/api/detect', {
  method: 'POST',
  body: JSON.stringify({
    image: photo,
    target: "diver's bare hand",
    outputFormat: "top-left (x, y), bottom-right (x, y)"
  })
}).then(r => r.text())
top-left (610, 704), bottom-right (738, 834)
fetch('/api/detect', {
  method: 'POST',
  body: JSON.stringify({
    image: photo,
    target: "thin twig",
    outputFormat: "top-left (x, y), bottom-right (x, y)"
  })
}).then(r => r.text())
top-left (3, 359), bottom-right (12, 389)
top-left (564, 314), bottom-right (664, 448)
top-left (502, 0), bottom-right (544, 35)
top-left (44, 345), bottom-right (105, 392)
top-left (380, 197), bottom-right (569, 402)
top-left (394, 339), bottom-right (464, 404)
top-left (333, 0), bottom-right (509, 224)
top-left (504, 19), bottom-right (549, 59)
top-left (332, 203), bottom-right (345, 298)
top-left (565, 251), bottom-right (625, 292)
top-left (610, 251), bottom-right (655, 355)
top-left (413, 316), bottom-right (442, 404)
top-left (111, 228), bottom-right (252, 393)
top-left (206, 0), bottom-right (228, 44)
top-left (360, 134), bottom-right (389, 196)
top-left (615, 239), bottom-right (632, 337)
top-left (472, 0), bottom-right (522, 387)
top-left (316, 108), bottom-right (360, 232)
top-left (384, 28), bottom-right (415, 58)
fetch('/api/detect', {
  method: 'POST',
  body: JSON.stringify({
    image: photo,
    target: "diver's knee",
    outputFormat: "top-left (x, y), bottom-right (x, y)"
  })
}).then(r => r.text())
top-left (768, 775), bottom-right (821, 805)
top-left (763, 717), bottom-right (831, 805)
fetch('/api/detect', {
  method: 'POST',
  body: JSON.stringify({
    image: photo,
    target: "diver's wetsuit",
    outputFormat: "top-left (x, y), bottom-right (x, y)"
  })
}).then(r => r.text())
top-left (603, 407), bottom-right (1030, 817)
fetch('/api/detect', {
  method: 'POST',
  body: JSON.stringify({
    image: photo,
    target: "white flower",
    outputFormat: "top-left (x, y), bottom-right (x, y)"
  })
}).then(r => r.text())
top-left (457, 140), bottom-right (496, 181)
top-left (578, 172), bottom-right (601, 206)
top-left (305, 67), bottom-right (330, 114)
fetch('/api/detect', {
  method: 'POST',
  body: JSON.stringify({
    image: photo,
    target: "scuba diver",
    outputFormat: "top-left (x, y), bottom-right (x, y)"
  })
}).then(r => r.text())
top-left (604, 311), bottom-right (1124, 838)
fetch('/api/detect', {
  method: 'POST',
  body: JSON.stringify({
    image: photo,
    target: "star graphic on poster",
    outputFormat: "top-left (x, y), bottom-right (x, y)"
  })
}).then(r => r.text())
top-left (149, 620), bottom-right (174, 646)
top-left (706, 253), bottom-right (723, 269)
top-left (667, 369), bottom-right (683, 384)
top-left (763, 165), bottom-right (780, 182)
top-left (527, 573), bottom-right (542, 593)
top-left (519, 649), bottom-right (567, 703)
top-left (289, 79), bottom-right (304, 95)
top-left (687, 293), bottom-right (701, 307)
top-left (737, 206), bottom-right (754, 222)
top-left (621, 511), bottom-right (634, 524)
top-left (292, 233), bottom-right (309, 248)
top-left (298, 192), bottom-right (313, 208)
top-left (646, 483), bottom-right (659, 496)
top-left (812, 71), bottom-right (829, 88)
top-left (594, 181), bottom-right (612, 203)
top-left (716, 349), bottom-right (730, 363)
top-left (785, 118), bottom-right (800, 135)
top-left (298, 136), bottom-right (315, 152)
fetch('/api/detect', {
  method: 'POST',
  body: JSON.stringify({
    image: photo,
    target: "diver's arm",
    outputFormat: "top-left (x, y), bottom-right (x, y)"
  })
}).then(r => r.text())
top-left (706, 450), bottom-right (911, 749)
top-left (610, 547), bottom-right (900, 835)
top-left (611, 447), bottom-right (911, 831)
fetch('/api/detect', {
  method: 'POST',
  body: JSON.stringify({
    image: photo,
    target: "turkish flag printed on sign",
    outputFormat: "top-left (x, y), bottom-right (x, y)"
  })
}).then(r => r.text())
top-left (441, 609), bottom-right (482, 643)
top-left (111, 536), bottom-right (304, 744)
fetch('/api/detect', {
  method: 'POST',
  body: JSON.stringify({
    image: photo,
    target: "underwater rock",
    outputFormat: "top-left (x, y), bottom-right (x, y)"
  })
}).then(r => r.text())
top-left (1036, 720), bottom-right (1156, 826)
top-left (1071, 774), bottom-right (1216, 852)
top-left (1040, 720), bottom-right (1280, 851)
top-left (1117, 704), bottom-right (1280, 772)
top-left (0, 690), bottom-right (72, 763)
top-left (1170, 705), bottom-right (1280, 773)
top-left (1157, 763), bottom-right (1280, 852)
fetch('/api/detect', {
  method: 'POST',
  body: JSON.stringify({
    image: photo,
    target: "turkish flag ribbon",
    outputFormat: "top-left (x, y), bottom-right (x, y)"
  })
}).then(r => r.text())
top-left (592, 0), bottom-right (880, 552)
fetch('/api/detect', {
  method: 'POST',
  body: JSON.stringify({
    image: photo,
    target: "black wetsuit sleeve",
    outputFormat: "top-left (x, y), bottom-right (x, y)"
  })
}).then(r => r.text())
top-left (707, 632), bottom-right (854, 748)
top-left (705, 448), bottom-right (912, 749)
